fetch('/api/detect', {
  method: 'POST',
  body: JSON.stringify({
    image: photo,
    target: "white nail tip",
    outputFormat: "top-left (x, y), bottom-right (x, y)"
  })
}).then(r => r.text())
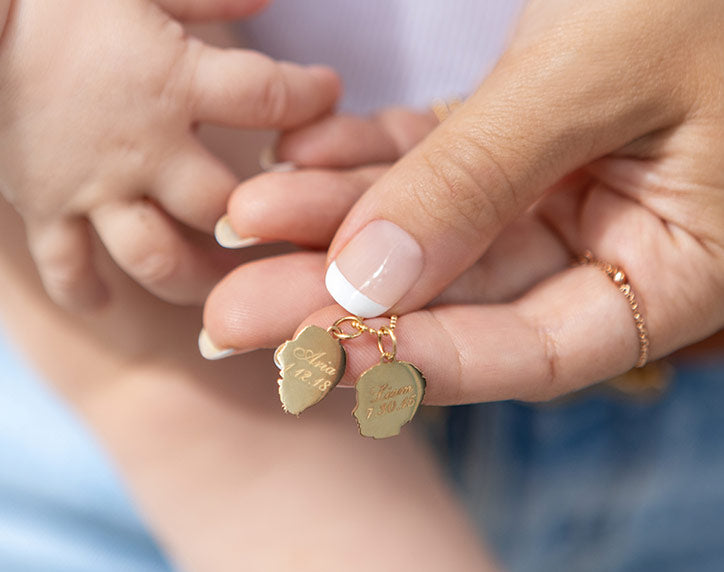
top-left (198, 329), bottom-right (236, 360)
top-left (214, 216), bottom-right (260, 249)
top-left (259, 146), bottom-right (296, 173)
top-left (325, 261), bottom-right (388, 318)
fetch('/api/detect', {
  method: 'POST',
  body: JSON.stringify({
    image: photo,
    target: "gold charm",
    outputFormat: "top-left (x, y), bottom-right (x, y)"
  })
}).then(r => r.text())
top-left (353, 360), bottom-right (426, 439)
top-left (352, 319), bottom-right (426, 439)
top-left (274, 315), bottom-right (426, 439)
top-left (274, 325), bottom-right (346, 415)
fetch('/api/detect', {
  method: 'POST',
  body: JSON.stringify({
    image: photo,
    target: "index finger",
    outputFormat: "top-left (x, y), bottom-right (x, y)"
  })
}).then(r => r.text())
top-left (303, 266), bottom-right (646, 404)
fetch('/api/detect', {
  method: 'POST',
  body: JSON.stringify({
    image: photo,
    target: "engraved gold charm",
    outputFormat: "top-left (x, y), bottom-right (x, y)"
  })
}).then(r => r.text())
top-left (274, 325), bottom-right (346, 415)
top-left (353, 360), bottom-right (426, 439)
top-left (274, 314), bottom-right (426, 439)
top-left (351, 317), bottom-right (426, 439)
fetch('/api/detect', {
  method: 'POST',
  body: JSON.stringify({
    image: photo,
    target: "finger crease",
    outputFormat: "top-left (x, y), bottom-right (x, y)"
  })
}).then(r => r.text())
top-left (516, 306), bottom-right (561, 399)
top-left (424, 309), bottom-right (464, 404)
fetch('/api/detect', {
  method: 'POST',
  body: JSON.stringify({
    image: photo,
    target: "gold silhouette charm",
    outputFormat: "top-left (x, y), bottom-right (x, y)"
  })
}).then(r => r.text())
top-left (275, 325), bottom-right (346, 415)
top-left (352, 318), bottom-right (426, 439)
top-left (353, 360), bottom-right (426, 439)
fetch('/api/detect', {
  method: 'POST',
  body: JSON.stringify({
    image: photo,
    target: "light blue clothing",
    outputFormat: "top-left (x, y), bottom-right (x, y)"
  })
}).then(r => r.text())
top-left (0, 329), bottom-right (175, 572)
top-left (445, 359), bottom-right (724, 572)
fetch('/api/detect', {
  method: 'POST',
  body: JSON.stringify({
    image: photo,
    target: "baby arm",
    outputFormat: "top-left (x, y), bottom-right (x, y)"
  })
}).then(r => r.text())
top-left (0, 0), bottom-right (339, 310)
top-left (0, 192), bottom-right (496, 572)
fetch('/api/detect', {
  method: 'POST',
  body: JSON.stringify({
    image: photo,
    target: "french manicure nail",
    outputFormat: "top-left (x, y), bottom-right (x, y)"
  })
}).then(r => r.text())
top-left (198, 328), bottom-right (236, 360)
top-left (259, 146), bottom-right (296, 173)
top-left (325, 220), bottom-right (423, 318)
top-left (214, 215), bottom-right (260, 249)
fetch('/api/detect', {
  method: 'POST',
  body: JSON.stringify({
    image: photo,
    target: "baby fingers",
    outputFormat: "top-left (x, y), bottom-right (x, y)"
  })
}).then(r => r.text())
top-left (90, 200), bottom-right (225, 305)
top-left (152, 139), bottom-right (237, 233)
top-left (187, 45), bottom-right (340, 130)
top-left (25, 218), bottom-right (108, 311)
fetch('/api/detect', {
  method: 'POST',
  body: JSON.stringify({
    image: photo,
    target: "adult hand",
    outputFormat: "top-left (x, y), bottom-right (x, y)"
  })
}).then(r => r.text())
top-left (204, 0), bottom-right (724, 404)
top-left (0, 0), bottom-right (339, 310)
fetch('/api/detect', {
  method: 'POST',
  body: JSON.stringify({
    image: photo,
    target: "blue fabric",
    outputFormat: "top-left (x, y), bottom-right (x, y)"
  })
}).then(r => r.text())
top-left (0, 329), bottom-right (175, 572)
top-left (446, 359), bottom-right (724, 572)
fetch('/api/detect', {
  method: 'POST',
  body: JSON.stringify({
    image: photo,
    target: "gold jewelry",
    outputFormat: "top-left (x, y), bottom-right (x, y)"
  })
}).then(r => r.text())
top-left (274, 316), bottom-right (364, 415)
top-left (274, 316), bottom-right (426, 439)
top-left (350, 316), bottom-right (426, 439)
top-left (578, 251), bottom-right (649, 367)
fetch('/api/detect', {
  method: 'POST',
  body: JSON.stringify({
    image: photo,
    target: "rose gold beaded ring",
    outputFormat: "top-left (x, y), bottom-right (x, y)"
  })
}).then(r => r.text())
top-left (578, 251), bottom-right (650, 368)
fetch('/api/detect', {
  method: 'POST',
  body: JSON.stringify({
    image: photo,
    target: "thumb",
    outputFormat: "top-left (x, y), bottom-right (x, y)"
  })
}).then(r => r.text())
top-left (324, 6), bottom-right (687, 317)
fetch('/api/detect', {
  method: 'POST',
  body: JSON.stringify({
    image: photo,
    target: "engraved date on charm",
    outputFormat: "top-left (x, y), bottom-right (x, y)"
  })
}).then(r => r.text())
top-left (364, 383), bottom-right (418, 420)
top-left (279, 354), bottom-right (335, 393)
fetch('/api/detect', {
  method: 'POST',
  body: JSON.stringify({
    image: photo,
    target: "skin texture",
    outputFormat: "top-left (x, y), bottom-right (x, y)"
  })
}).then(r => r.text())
top-left (205, 0), bottom-right (724, 405)
top-left (0, 0), bottom-right (340, 311)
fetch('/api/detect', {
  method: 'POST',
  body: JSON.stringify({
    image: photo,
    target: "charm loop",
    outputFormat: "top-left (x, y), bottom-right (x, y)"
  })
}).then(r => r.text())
top-left (328, 316), bottom-right (365, 340)
top-left (376, 326), bottom-right (397, 362)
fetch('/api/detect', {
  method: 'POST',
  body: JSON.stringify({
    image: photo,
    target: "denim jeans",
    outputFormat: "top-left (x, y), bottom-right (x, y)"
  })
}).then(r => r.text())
top-left (445, 359), bottom-right (724, 572)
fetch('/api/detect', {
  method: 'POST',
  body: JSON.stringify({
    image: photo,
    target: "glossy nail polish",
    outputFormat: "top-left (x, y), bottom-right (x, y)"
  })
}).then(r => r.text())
top-left (325, 220), bottom-right (423, 317)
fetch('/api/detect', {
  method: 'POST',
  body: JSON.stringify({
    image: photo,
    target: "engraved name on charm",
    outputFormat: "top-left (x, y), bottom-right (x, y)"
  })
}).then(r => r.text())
top-left (275, 326), bottom-right (346, 415)
top-left (353, 361), bottom-right (426, 439)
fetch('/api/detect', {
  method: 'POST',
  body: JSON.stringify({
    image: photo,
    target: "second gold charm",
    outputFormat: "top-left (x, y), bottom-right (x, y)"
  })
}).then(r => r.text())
top-left (354, 361), bottom-right (426, 439)
top-left (352, 318), bottom-right (426, 439)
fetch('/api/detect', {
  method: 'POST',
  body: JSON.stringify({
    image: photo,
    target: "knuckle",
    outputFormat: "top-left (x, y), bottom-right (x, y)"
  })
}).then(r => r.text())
top-left (125, 244), bottom-right (180, 289)
top-left (179, 39), bottom-right (204, 113)
top-left (523, 320), bottom-right (564, 402)
top-left (459, 123), bottom-right (522, 208)
top-left (255, 63), bottom-right (291, 126)
top-left (41, 260), bottom-right (87, 298)
top-left (144, 17), bottom-right (190, 102)
top-left (416, 144), bottom-right (498, 236)
top-left (165, 37), bottom-right (200, 116)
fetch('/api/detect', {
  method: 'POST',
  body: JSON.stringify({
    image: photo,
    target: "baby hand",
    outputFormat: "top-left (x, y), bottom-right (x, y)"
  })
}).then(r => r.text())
top-left (0, 0), bottom-right (339, 310)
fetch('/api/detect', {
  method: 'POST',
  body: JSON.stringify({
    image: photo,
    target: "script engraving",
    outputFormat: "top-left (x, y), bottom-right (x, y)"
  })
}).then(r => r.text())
top-left (275, 326), bottom-right (345, 415)
top-left (353, 361), bottom-right (426, 439)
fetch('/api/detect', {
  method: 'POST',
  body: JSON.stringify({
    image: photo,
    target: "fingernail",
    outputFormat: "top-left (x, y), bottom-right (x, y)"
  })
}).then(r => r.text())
top-left (259, 146), bottom-right (296, 173)
top-left (325, 220), bottom-right (423, 318)
top-left (198, 328), bottom-right (236, 360)
top-left (214, 215), bottom-right (260, 249)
